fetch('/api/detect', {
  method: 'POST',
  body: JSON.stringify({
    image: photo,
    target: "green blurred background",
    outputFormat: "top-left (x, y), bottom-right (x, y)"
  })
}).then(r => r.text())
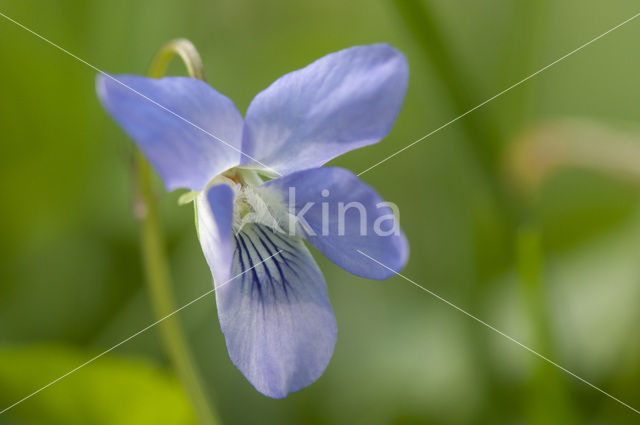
top-left (1, 0), bottom-right (640, 424)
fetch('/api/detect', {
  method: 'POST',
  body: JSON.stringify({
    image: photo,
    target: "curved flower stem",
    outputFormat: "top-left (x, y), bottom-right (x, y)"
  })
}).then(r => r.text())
top-left (148, 38), bottom-right (207, 80)
top-left (134, 39), bottom-right (219, 425)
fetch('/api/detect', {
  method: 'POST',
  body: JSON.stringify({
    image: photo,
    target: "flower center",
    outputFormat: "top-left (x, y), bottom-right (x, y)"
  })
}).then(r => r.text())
top-left (232, 184), bottom-right (291, 235)
top-left (188, 167), bottom-right (294, 237)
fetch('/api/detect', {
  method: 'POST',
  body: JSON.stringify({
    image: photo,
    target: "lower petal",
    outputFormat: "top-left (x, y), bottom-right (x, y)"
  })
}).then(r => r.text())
top-left (216, 223), bottom-right (337, 398)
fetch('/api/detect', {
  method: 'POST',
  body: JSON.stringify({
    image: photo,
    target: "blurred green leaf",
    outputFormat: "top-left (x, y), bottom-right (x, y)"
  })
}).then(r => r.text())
top-left (486, 211), bottom-right (640, 417)
top-left (0, 345), bottom-right (197, 425)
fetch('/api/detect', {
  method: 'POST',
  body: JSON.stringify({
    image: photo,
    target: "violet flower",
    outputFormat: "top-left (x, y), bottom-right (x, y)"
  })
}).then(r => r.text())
top-left (97, 44), bottom-right (409, 398)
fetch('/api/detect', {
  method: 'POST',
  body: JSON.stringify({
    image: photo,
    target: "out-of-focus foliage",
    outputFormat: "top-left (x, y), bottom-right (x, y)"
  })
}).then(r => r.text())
top-left (0, 346), bottom-right (196, 425)
top-left (1, 0), bottom-right (640, 424)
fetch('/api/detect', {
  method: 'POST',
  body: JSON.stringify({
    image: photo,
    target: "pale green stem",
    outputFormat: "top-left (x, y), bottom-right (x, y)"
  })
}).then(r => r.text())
top-left (516, 224), bottom-right (578, 425)
top-left (135, 39), bottom-right (219, 425)
top-left (148, 38), bottom-right (207, 80)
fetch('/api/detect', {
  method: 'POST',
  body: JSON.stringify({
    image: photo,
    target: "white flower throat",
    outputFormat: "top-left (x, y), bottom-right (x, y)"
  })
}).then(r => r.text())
top-left (189, 167), bottom-right (295, 237)
top-left (233, 184), bottom-right (292, 235)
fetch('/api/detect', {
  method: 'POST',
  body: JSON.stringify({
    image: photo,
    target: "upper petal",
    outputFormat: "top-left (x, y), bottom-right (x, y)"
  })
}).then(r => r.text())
top-left (263, 167), bottom-right (409, 279)
top-left (241, 44), bottom-right (408, 174)
top-left (97, 75), bottom-right (243, 191)
top-left (217, 224), bottom-right (337, 398)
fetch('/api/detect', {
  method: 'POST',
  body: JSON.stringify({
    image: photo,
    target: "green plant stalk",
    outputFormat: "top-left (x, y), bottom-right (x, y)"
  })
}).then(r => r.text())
top-left (516, 223), bottom-right (578, 425)
top-left (389, 3), bottom-right (510, 421)
top-left (135, 39), bottom-right (219, 425)
top-left (499, 1), bottom-right (549, 133)
top-left (503, 3), bottom-right (577, 423)
top-left (391, 0), bottom-right (504, 179)
top-left (390, 2), bottom-right (578, 422)
top-left (390, 0), bottom-right (517, 284)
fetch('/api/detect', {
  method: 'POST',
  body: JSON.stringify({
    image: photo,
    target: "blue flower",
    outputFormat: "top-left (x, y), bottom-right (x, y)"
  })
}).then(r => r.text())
top-left (97, 44), bottom-right (409, 398)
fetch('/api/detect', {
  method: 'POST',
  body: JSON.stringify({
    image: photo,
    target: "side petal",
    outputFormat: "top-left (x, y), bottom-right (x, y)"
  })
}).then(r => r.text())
top-left (241, 44), bottom-right (408, 174)
top-left (263, 167), bottom-right (408, 279)
top-left (217, 223), bottom-right (336, 398)
top-left (97, 75), bottom-right (243, 191)
top-left (196, 183), bottom-right (236, 285)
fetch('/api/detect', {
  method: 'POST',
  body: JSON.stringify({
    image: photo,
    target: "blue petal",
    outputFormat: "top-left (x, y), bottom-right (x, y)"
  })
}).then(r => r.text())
top-left (197, 183), bottom-right (236, 285)
top-left (264, 167), bottom-right (408, 279)
top-left (216, 223), bottom-right (336, 398)
top-left (240, 44), bottom-right (408, 175)
top-left (97, 75), bottom-right (243, 191)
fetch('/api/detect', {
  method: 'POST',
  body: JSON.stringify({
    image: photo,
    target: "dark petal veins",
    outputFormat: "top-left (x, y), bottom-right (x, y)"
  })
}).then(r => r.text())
top-left (214, 223), bottom-right (337, 398)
